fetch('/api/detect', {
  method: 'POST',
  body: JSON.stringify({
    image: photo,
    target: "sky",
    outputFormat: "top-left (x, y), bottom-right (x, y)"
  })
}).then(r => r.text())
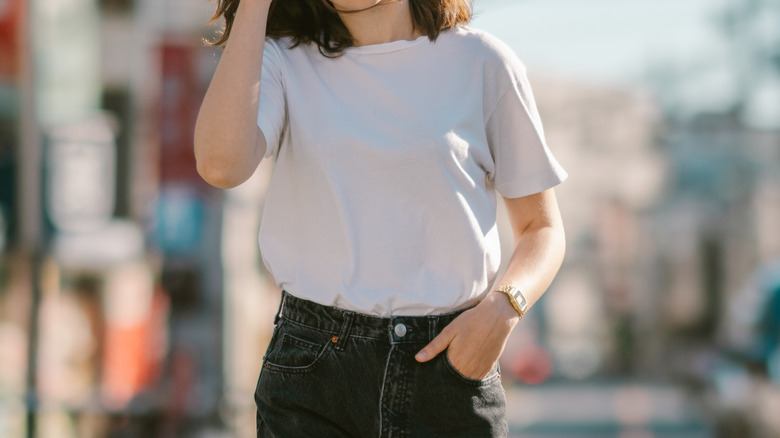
top-left (471, 0), bottom-right (725, 87)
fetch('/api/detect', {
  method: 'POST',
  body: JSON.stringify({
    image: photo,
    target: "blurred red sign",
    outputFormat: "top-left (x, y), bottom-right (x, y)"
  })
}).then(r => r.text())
top-left (159, 43), bottom-right (203, 184)
top-left (102, 289), bottom-right (169, 408)
top-left (0, 0), bottom-right (21, 78)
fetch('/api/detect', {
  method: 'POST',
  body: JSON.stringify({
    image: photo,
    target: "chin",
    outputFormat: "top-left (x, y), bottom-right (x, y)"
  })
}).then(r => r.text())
top-left (330, 0), bottom-right (386, 12)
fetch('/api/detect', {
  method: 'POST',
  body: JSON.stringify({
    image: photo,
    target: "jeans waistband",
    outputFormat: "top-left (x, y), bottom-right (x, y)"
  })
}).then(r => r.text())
top-left (275, 291), bottom-right (467, 346)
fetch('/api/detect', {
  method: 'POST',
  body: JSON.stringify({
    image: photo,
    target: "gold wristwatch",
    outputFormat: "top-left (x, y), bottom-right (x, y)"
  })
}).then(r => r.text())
top-left (495, 285), bottom-right (528, 318)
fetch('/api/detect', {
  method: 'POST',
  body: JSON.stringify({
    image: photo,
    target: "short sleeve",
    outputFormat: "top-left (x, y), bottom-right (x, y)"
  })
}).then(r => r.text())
top-left (257, 38), bottom-right (287, 160)
top-left (486, 63), bottom-right (567, 198)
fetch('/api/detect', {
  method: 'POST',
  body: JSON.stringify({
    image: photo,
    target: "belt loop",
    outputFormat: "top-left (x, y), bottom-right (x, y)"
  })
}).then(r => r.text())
top-left (428, 315), bottom-right (438, 341)
top-left (273, 290), bottom-right (287, 326)
top-left (334, 312), bottom-right (354, 351)
top-left (387, 318), bottom-right (395, 344)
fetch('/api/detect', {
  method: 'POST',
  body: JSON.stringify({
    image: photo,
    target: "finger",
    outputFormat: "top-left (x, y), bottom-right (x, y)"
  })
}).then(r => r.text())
top-left (415, 328), bottom-right (455, 362)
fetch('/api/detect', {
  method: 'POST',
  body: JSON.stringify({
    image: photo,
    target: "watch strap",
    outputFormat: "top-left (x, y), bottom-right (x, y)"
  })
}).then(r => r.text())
top-left (494, 285), bottom-right (528, 318)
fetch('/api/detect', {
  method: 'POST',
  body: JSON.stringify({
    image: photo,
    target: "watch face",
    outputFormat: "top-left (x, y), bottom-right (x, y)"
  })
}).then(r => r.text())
top-left (500, 286), bottom-right (528, 312)
top-left (515, 292), bottom-right (528, 311)
top-left (508, 287), bottom-right (527, 310)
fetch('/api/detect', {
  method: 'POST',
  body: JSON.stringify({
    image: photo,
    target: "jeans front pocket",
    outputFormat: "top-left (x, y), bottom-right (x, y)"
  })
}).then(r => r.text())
top-left (261, 319), bottom-right (334, 374)
top-left (442, 351), bottom-right (501, 387)
top-left (411, 350), bottom-right (508, 436)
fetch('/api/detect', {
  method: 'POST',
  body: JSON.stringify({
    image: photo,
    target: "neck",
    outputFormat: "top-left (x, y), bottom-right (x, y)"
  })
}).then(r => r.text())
top-left (336, 0), bottom-right (421, 46)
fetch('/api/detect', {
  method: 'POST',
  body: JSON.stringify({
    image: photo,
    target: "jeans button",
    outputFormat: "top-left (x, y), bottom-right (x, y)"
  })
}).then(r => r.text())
top-left (394, 323), bottom-right (407, 337)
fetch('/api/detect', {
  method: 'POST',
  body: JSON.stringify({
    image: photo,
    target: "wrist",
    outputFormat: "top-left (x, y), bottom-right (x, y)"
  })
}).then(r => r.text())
top-left (484, 290), bottom-right (523, 323)
top-left (491, 285), bottom-right (528, 319)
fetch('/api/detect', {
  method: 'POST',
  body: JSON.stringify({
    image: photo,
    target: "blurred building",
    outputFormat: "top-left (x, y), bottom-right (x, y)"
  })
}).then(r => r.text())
top-left (508, 1), bottom-right (780, 435)
top-left (506, 74), bottom-right (666, 381)
top-left (1, 0), bottom-right (237, 437)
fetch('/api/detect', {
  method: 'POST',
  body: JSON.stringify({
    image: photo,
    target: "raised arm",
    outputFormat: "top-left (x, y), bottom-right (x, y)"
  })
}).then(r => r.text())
top-left (194, 0), bottom-right (273, 189)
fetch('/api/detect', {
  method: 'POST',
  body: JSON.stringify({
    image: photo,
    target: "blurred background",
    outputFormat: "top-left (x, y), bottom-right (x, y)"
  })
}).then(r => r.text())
top-left (1, 0), bottom-right (779, 437)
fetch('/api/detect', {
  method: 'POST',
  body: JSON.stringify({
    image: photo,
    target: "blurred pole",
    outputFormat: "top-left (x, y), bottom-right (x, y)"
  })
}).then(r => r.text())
top-left (17, 0), bottom-right (40, 250)
top-left (17, 0), bottom-right (43, 436)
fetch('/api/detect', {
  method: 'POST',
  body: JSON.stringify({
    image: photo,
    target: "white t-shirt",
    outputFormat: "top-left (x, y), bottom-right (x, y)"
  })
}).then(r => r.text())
top-left (256, 26), bottom-right (567, 316)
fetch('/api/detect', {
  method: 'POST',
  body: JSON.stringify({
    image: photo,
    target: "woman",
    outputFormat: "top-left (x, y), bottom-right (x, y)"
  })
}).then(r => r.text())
top-left (194, 0), bottom-right (567, 436)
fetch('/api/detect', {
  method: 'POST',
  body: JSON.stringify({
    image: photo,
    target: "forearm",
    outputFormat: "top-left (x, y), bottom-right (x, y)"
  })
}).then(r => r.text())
top-left (194, 0), bottom-right (272, 189)
top-left (491, 220), bottom-right (566, 314)
top-left (416, 190), bottom-right (565, 378)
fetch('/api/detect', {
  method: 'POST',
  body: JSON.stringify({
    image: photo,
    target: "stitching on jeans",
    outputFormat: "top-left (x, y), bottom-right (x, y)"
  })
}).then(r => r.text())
top-left (378, 345), bottom-right (394, 438)
top-left (262, 340), bottom-right (334, 374)
top-left (349, 334), bottom-right (383, 340)
top-left (335, 313), bottom-right (353, 351)
top-left (282, 317), bottom-right (455, 342)
top-left (281, 318), bottom-right (339, 334)
top-left (279, 319), bottom-right (423, 342)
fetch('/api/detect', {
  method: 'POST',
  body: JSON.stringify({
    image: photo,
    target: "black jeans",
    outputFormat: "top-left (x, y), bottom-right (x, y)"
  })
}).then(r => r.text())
top-left (255, 291), bottom-right (507, 437)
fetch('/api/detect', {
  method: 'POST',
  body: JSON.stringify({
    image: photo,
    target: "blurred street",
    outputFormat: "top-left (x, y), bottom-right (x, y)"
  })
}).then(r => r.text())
top-left (504, 381), bottom-right (714, 438)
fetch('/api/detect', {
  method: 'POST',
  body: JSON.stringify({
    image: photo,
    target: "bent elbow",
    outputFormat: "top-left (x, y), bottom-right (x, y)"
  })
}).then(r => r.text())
top-left (194, 143), bottom-right (245, 189)
top-left (196, 158), bottom-right (246, 189)
top-left (193, 127), bottom-right (265, 189)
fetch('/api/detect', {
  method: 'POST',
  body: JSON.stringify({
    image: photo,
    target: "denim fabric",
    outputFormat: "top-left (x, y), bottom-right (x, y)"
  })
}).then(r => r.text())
top-left (255, 291), bottom-right (507, 438)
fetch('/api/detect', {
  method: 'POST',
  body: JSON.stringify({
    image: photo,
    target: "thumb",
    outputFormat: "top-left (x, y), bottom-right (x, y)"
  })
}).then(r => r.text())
top-left (415, 329), bottom-right (454, 363)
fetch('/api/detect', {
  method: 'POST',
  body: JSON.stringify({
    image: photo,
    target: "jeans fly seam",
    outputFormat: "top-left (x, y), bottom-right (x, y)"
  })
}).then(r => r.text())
top-left (378, 344), bottom-right (395, 438)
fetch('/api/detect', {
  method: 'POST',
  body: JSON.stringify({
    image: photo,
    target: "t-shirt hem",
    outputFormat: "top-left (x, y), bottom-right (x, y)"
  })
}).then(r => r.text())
top-left (495, 169), bottom-right (568, 199)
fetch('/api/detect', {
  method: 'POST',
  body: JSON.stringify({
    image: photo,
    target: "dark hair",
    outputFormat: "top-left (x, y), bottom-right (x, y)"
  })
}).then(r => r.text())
top-left (208, 0), bottom-right (472, 56)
